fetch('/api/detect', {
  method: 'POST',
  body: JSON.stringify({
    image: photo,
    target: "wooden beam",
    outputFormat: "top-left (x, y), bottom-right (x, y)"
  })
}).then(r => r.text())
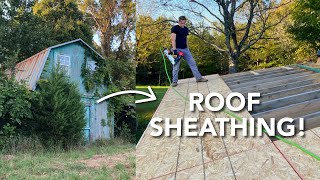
top-left (229, 71), bottom-right (314, 89)
top-left (260, 82), bottom-right (320, 102)
top-left (250, 71), bottom-right (260, 75)
top-left (235, 79), bottom-right (316, 95)
top-left (252, 89), bottom-right (320, 113)
top-left (296, 111), bottom-right (320, 131)
top-left (231, 73), bottom-right (320, 91)
top-left (222, 66), bottom-right (286, 80)
top-left (283, 66), bottom-right (294, 70)
top-left (252, 98), bottom-right (320, 120)
top-left (225, 69), bottom-right (307, 84)
top-left (224, 68), bottom-right (296, 82)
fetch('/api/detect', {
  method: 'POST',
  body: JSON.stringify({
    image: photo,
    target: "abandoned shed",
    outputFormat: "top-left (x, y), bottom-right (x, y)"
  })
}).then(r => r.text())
top-left (13, 39), bottom-right (114, 142)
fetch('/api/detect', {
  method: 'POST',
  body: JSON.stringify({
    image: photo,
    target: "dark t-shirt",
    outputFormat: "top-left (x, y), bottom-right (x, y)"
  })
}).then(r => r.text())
top-left (171, 25), bottom-right (189, 49)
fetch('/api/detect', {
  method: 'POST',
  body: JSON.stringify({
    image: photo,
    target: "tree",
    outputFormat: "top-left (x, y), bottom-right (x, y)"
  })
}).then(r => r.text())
top-left (156, 0), bottom-right (293, 73)
top-left (33, 0), bottom-right (93, 45)
top-left (0, 75), bottom-right (33, 146)
top-left (79, 0), bottom-right (136, 59)
top-left (79, 1), bottom-right (136, 139)
top-left (289, 0), bottom-right (320, 50)
top-left (0, 0), bottom-right (53, 63)
top-left (29, 66), bottom-right (86, 148)
top-left (136, 15), bottom-right (228, 85)
top-left (239, 1), bottom-right (299, 70)
top-left (136, 16), bottom-right (173, 85)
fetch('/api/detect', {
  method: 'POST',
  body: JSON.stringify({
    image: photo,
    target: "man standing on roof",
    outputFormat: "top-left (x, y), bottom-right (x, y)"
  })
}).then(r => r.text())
top-left (171, 16), bottom-right (208, 87)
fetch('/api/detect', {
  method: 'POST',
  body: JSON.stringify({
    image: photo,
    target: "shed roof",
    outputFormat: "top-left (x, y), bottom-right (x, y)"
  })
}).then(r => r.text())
top-left (14, 39), bottom-right (104, 90)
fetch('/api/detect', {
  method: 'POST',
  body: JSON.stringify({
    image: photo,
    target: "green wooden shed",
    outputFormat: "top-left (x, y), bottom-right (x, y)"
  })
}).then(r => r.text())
top-left (14, 39), bottom-right (114, 141)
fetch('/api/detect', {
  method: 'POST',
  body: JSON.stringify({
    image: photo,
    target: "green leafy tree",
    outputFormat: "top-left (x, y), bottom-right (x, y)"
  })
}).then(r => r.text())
top-left (289, 0), bottom-right (320, 50)
top-left (136, 15), bottom-right (172, 85)
top-left (29, 66), bottom-right (86, 148)
top-left (152, 0), bottom-right (293, 73)
top-left (33, 0), bottom-right (93, 45)
top-left (0, 0), bottom-right (53, 63)
top-left (0, 76), bottom-right (33, 145)
top-left (79, 0), bottom-right (136, 59)
top-left (136, 15), bottom-right (228, 85)
top-left (240, 3), bottom-right (298, 70)
top-left (80, 0), bottom-right (136, 139)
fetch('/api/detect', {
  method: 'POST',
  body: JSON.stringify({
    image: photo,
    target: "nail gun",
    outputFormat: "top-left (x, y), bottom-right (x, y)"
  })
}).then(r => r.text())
top-left (163, 48), bottom-right (184, 65)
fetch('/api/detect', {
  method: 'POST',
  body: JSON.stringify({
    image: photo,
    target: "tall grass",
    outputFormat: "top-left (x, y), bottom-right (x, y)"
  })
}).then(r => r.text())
top-left (0, 136), bottom-right (135, 179)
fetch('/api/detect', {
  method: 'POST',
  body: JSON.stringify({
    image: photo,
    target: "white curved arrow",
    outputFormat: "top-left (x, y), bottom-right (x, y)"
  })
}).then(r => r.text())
top-left (96, 86), bottom-right (157, 104)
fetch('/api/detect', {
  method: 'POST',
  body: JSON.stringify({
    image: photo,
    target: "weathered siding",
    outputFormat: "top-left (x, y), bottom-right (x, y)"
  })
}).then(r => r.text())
top-left (41, 42), bottom-right (113, 141)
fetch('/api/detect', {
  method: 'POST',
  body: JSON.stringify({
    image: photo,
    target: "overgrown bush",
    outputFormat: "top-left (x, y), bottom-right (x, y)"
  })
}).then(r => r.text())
top-left (0, 76), bottom-right (33, 148)
top-left (28, 67), bottom-right (86, 148)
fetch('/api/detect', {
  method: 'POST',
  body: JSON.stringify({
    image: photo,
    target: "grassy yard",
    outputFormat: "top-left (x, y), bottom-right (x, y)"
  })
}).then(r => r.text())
top-left (135, 86), bottom-right (169, 142)
top-left (0, 86), bottom-right (168, 179)
top-left (0, 140), bottom-right (135, 179)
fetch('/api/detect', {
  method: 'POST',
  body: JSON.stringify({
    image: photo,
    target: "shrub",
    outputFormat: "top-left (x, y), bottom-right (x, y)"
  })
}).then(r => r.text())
top-left (0, 76), bottom-right (33, 148)
top-left (29, 66), bottom-right (86, 148)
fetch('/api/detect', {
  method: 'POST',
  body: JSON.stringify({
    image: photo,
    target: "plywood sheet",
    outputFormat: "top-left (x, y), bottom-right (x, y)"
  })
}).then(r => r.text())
top-left (311, 127), bottom-right (320, 138)
top-left (230, 143), bottom-right (299, 179)
top-left (200, 110), bottom-right (229, 163)
top-left (175, 165), bottom-right (204, 179)
top-left (274, 130), bottom-right (320, 179)
top-left (206, 74), bottom-right (270, 156)
top-left (197, 79), bottom-right (229, 163)
top-left (176, 79), bottom-right (203, 173)
top-left (136, 72), bottom-right (314, 179)
top-left (204, 156), bottom-right (235, 179)
top-left (136, 79), bottom-right (189, 179)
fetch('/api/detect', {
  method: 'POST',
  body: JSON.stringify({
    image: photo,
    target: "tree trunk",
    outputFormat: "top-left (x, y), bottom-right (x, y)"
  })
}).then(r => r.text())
top-left (228, 53), bottom-right (238, 74)
top-left (101, 31), bottom-right (112, 58)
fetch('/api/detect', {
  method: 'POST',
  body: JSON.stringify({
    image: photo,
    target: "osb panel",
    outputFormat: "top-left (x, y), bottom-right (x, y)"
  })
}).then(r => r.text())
top-left (206, 74), bottom-right (270, 156)
top-left (150, 173), bottom-right (175, 180)
top-left (160, 79), bottom-right (189, 102)
top-left (204, 156), bottom-right (235, 179)
top-left (175, 165), bottom-right (205, 179)
top-left (196, 77), bottom-right (210, 95)
top-left (274, 130), bottom-right (320, 179)
top-left (176, 79), bottom-right (203, 172)
top-left (230, 143), bottom-right (299, 180)
top-left (197, 77), bottom-right (229, 163)
top-left (136, 80), bottom-right (190, 179)
top-left (311, 127), bottom-right (320, 138)
top-left (200, 110), bottom-right (229, 163)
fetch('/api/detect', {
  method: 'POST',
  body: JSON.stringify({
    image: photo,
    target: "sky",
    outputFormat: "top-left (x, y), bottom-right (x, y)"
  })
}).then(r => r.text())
top-left (136, 0), bottom-right (221, 25)
top-left (93, 33), bottom-right (100, 46)
top-left (92, 0), bottom-right (220, 48)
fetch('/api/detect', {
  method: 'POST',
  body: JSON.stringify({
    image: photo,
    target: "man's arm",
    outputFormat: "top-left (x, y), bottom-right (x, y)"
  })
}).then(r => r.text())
top-left (186, 37), bottom-right (188, 48)
top-left (171, 33), bottom-right (177, 50)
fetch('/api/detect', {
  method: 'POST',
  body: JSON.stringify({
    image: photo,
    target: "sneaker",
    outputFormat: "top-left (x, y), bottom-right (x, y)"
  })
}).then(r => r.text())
top-left (196, 78), bottom-right (208, 82)
top-left (172, 82), bottom-right (178, 87)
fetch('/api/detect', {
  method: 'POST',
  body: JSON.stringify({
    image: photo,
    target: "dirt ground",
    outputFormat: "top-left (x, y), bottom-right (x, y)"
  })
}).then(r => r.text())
top-left (80, 151), bottom-right (134, 169)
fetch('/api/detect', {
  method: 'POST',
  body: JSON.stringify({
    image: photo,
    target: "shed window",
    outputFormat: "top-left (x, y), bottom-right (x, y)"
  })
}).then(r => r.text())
top-left (87, 60), bottom-right (97, 72)
top-left (58, 55), bottom-right (70, 75)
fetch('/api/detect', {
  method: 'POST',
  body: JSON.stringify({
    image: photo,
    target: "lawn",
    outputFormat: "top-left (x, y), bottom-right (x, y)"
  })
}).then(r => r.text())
top-left (135, 86), bottom-right (169, 142)
top-left (0, 140), bottom-right (135, 179)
